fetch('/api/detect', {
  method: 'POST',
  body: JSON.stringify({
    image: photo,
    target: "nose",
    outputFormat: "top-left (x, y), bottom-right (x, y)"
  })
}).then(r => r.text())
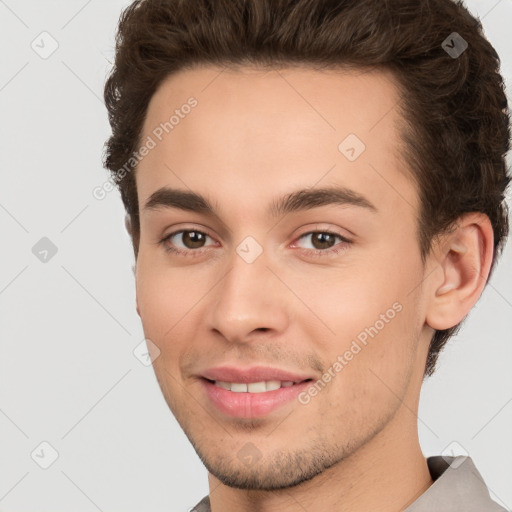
top-left (206, 244), bottom-right (290, 344)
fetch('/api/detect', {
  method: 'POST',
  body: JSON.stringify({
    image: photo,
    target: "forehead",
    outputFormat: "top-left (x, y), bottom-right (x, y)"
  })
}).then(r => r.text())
top-left (136, 64), bottom-right (417, 220)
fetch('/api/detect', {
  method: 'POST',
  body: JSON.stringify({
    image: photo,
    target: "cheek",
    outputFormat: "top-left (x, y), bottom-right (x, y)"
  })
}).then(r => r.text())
top-left (135, 259), bottom-right (203, 350)
top-left (286, 262), bottom-right (411, 343)
top-left (290, 252), bottom-right (423, 396)
top-left (136, 266), bottom-right (200, 403)
top-left (311, 301), bottom-right (420, 434)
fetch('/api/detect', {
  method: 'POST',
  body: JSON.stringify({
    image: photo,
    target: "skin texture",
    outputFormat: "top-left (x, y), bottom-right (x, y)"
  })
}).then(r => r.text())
top-left (132, 65), bottom-right (493, 511)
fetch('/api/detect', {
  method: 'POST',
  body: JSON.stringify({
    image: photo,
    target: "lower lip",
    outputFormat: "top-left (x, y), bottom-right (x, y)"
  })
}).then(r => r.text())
top-left (200, 378), bottom-right (313, 418)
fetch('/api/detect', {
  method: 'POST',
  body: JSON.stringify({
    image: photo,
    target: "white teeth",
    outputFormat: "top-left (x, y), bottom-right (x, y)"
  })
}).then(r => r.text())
top-left (265, 380), bottom-right (281, 391)
top-left (230, 383), bottom-right (248, 392)
top-left (213, 380), bottom-right (297, 392)
top-left (247, 382), bottom-right (267, 393)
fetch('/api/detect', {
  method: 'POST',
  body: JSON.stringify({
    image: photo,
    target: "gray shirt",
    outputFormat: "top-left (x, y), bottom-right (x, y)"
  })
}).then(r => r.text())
top-left (191, 456), bottom-right (508, 511)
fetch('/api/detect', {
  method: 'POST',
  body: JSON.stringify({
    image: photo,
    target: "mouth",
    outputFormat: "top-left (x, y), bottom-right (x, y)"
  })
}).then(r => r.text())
top-left (199, 374), bottom-right (316, 418)
top-left (202, 377), bottom-right (313, 393)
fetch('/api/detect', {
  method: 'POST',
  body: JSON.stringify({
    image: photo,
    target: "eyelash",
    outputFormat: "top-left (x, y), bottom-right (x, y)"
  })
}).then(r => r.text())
top-left (158, 229), bottom-right (352, 258)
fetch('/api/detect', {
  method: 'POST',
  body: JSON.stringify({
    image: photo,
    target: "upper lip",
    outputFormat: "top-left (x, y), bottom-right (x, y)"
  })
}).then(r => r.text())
top-left (200, 366), bottom-right (314, 384)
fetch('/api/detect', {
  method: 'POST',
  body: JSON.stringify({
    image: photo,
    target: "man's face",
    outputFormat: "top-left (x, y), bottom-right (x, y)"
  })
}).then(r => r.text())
top-left (134, 65), bottom-right (433, 489)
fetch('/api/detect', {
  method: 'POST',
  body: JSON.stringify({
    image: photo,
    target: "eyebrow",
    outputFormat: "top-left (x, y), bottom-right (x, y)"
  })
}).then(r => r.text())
top-left (143, 186), bottom-right (377, 217)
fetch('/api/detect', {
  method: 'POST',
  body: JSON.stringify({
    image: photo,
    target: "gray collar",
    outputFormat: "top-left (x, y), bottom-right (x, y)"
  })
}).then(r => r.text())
top-left (404, 456), bottom-right (507, 511)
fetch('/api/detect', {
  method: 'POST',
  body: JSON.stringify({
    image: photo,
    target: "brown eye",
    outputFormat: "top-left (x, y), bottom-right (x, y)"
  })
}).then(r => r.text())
top-left (298, 232), bottom-right (340, 250)
top-left (180, 231), bottom-right (207, 249)
top-left (161, 229), bottom-right (215, 255)
top-left (310, 232), bottom-right (337, 250)
top-left (293, 231), bottom-right (352, 256)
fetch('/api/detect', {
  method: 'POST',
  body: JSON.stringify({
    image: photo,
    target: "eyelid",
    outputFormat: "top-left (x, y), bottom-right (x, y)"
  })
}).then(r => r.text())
top-left (160, 224), bottom-right (216, 243)
top-left (291, 224), bottom-right (353, 244)
top-left (169, 229), bottom-right (215, 243)
top-left (290, 230), bottom-right (352, 253)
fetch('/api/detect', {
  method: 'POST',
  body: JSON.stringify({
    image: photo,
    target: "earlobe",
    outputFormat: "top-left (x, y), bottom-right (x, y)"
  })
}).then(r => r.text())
top-left (425, 213), bottom-right (494, 331)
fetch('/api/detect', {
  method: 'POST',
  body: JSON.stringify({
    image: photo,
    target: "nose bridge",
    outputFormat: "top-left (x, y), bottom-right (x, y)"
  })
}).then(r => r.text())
top-left (207, 241), bottom-right (289, 340)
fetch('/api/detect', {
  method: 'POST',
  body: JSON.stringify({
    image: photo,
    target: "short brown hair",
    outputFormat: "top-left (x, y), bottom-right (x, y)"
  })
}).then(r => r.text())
top-left (103, 0), bottom-right (511, 376)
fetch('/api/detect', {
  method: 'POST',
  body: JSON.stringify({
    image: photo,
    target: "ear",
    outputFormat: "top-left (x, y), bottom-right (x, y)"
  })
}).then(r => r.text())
top-left (425, 212), bottom-right (494, 331)
top-left (125, 213), bottom-right (141, 316)
top-left (134, 264), bottom-right (141, 317)
top-left (136, 292), bottom-right (141, 317)
top-left (125, 213), bottom-right (132, 236)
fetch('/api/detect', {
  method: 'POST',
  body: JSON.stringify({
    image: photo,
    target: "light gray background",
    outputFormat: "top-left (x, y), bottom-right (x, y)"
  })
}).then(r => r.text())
top-left (1, 1), bottom-right (511, 511)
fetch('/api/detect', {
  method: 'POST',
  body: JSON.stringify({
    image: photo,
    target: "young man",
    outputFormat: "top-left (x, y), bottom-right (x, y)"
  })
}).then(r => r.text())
top-left (103, 0), bottom-right (510, 510)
